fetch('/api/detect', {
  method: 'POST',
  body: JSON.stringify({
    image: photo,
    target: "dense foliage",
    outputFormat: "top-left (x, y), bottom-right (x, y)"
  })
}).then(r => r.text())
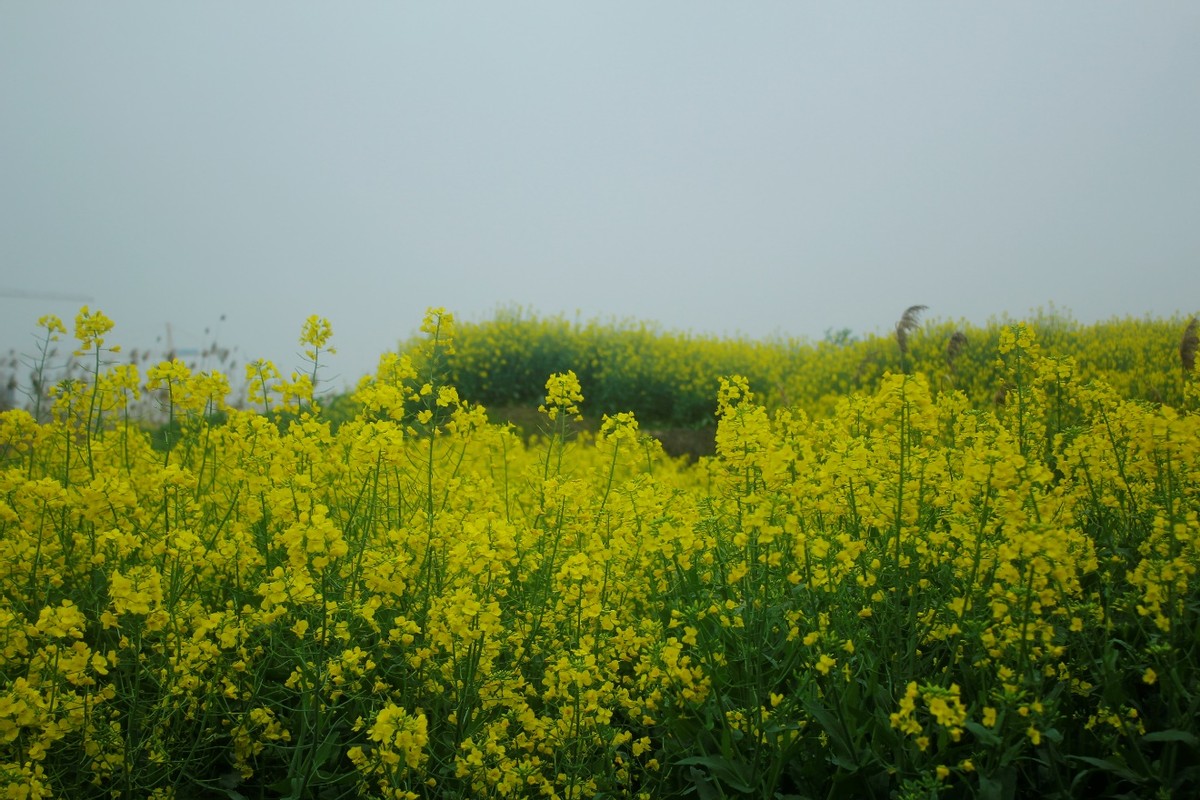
top-left (404, 307), bottom-right (1193, 427)
top-left (0, 307), bottom-right (1198, 799)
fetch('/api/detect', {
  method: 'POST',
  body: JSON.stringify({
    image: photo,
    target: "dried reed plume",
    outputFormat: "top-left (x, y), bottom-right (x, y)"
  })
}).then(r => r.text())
top-left (895, 305), bottom-right (928, 356)
top-left (946, 330), bottom-right (967, 366)
top-left (1183, 317), bottom-right (1199, 375)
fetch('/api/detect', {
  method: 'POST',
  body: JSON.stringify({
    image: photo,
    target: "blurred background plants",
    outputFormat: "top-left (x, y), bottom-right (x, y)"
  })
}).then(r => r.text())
top-left (383, 305), bottom-right (1198, 441)
top-left (6, 304), bottom-right (1195, 444)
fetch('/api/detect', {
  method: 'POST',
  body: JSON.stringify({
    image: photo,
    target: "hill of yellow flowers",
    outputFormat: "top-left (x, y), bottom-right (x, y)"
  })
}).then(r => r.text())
top-left (401, 306), bottom-right (1195, 429)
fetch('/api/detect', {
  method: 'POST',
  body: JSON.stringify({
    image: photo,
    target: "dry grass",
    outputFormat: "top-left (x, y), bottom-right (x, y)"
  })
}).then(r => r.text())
top-left (1182, 317), bottom-right (1198, 374)
top-left (895, 304), bottom-right (928, 356)
top-left (946, 329), bottom-right (968, 367)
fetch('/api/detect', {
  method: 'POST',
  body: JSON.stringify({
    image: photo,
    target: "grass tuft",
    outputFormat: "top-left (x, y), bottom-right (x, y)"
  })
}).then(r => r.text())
top-left (1182, 316), bottom-right (1198, 374)
top-left (894, 304), bottom-right (928, 356)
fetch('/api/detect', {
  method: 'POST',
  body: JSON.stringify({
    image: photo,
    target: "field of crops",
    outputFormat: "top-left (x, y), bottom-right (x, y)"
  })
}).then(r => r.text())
top-left (1, 307), bottom-right (1198, 799)
top-left (416, 305), bottom-right (1193, 429)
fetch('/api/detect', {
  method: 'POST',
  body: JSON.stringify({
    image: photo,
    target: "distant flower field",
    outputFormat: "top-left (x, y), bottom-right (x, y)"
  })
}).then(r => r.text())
top-left (0, 307), bottom-right (1198, 799)
top-left (410, 305), bottom-right (1195, 428)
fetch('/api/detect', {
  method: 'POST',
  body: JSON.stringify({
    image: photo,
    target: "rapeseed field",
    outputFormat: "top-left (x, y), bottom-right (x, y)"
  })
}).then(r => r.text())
top-left (0, 307), bottom-right (1197, 799)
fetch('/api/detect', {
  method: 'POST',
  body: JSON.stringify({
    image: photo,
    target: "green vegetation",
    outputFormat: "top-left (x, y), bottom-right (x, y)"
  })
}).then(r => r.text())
top-left (394, 306), bottom-right (1193, 431)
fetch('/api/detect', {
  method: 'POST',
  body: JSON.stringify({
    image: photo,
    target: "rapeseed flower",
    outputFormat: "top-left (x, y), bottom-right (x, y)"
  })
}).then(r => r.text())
top-left (540, 370), bottom-right (584, 422)
top-left (72, 306), bottom-right (117, 354)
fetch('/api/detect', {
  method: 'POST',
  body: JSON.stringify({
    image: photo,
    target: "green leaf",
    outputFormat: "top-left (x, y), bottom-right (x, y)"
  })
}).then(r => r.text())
top-left (314, 728), bottom-right (341, 766)
top-left (978, 775), bottom-right (1004, 800)
top-left (1142, 729), bottom-right (1200, 747)
top-left (965, 720), bottom-right (1001, 747)
top-left (270, 778), bottom-right (299, 800)
top-left (801, 699), bottom-right (859, 770)
top-left (1068, 755), bottom-right (1144, 784)
top-left (678, 755), bottom-right (756, 794)
top-left (978, 768), bottom-right (1018, 800)
top-left (686, 766), bottom-right (722, 800)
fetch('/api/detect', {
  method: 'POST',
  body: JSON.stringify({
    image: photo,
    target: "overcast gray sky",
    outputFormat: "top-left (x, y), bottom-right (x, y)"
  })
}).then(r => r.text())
top-left (3, 3), bottom-right (1199, 390)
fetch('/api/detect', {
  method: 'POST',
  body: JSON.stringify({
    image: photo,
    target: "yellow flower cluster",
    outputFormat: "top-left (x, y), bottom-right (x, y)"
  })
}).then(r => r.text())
top-left (890, 681), bottom-right (968, 746)
top-left (539, 371), bottom-right (584, 423)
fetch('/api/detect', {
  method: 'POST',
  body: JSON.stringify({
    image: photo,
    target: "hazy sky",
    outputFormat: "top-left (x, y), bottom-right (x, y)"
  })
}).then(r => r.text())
top-left (3, 3), bottom-right (1199, 390)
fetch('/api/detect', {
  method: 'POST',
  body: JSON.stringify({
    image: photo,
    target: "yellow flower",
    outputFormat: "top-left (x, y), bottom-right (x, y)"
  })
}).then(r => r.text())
top-left (73, 305), bottom-right (116, 353)
top-left (109, 568), bottom-right (162, 616)
top-left (300, 315), bottom-right (335, 357)
top-left (924, 684), bottom-right (967, 740)
top-left (366, 705), bottom-right (429, 770)
top-left (540, 370), bottom-right (584, 422)
top-left (245, 358), bottom-right (283, 408)
top-left (34, 600), bottom-right (88, 640)
top-left (37, 314), bottom-right (67, 337)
